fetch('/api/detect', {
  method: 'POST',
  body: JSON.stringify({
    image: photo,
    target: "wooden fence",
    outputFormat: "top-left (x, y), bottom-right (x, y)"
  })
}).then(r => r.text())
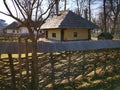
top-left (0, 34), bottom-right (19, 42)
top-left (0, 39), bottom-right (120, 89)
top-left (0, 48), bottom-right (120, 89)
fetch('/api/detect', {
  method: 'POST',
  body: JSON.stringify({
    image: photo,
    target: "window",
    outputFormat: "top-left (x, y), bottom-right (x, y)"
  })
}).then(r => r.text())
top-left (13, 30), bottom-right (15, 33)
top-left (52, 33), bottom-right (56, 37)
top-left (73, 32), bottom-right (77, 37)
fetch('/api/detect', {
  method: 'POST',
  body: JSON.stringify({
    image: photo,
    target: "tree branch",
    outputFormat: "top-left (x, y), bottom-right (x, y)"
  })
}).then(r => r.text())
top-left (14, 0), bottom-right (27, 21)
top-left (38, 1), bottom-right (55, 21)
top-left (3, 0), bottom-right (14, 16)
top-left (12, 0), bottom-right (18, 17)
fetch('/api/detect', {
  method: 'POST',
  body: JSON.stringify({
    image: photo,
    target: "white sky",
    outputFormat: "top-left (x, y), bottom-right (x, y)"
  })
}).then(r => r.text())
top-left (0, 0), bottom-right (15, 24)
top-left (0, 0), bottom-right (101, 24)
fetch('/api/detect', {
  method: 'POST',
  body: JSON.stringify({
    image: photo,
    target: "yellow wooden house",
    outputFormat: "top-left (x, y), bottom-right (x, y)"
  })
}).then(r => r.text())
top-left (41, 10), bottom-right (98, 41)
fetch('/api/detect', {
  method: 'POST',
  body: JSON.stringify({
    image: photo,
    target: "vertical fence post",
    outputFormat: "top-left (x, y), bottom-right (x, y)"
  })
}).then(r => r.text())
top-left (25, 38), bottom-right (30, 90)
top-left (82, 51), bottom-right (86, 81)
top-left (8, 54), bottom-right (16, 89)
top-left (94, 51), bottom-right (98, 77)
top-left (94, 58), bottom-right (97, 77)
top-left (67, 51), bottom-right (72, 86)
top-left (18, 37), bottom-right (22, 90)
top-left (50, 53), bottom-right (55, 89)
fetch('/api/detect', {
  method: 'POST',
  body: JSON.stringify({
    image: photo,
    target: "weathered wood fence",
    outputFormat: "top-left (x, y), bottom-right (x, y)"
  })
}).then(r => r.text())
top-left (0, 40), bottom-right (120, 89)
top-left (0, 40), bottom-right (120, 53)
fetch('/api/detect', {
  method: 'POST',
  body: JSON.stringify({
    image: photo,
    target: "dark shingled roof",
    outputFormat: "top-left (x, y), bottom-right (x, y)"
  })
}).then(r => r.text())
top-left (3, 21), bottom-right (43, 30)
top-left (41, 10), bottom-right (98, 29)
top-left (3, 22), bottom-right (18, 30)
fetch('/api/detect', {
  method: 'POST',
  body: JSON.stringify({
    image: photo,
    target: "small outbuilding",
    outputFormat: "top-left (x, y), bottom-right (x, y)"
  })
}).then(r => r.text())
top-left (3, 21), bottom-right (30, 34)
top-left (41, 10), bottom-right (98, 41)
top-left (3, 22), bottom-right (19, 34)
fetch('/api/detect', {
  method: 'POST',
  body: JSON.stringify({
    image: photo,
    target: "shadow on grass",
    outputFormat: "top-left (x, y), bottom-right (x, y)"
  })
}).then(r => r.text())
top-left (80, 79), bottom-right (120, 90)
top-left (53, 74), bottom-right (120, 90)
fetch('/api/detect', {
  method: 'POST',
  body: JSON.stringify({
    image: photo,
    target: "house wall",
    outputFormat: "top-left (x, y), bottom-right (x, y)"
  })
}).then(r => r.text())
top-left (5, 27), bottom-right (28, 34)
top-left (64, 29), bottom-right (89, 40)
top-left (47, 29), bottom-right (89, 41)
top-left (47, 29), bottom-right (61, 40)
top-left (6, 29), bottom-right (18, 34)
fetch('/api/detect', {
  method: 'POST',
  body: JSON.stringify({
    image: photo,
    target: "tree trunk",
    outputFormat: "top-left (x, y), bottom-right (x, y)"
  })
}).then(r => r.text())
top-left (55, 0), bottom-right (59, 15)
top-left (103, 0), bottom-right (107, 32)
top-left (64, 0), bottom-right (67, 11)
top-left (88, 0), bottom-right (91, 21)
top-left (31, 37), bottom-right (38, 90)
top-left (76, 0), bottom-right (80, 15)
top-left (111, 16), bottom-right (117, 34)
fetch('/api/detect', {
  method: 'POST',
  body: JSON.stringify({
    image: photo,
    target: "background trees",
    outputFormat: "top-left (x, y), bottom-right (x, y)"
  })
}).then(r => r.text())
top-left (100, 0), bottom-right (120, 34)
top-left (109, 0), bottom-right (120, 35)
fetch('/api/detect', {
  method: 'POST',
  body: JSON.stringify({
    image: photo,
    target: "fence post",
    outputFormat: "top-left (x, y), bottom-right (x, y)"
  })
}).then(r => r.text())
top-left (50, 53), bottom-right (55, 89)
top-left (67, 51), bottom-right (72, 86)
top-left (82, 51), bottom-right (86, 81)
top-left (68, 51), bottom-right (71, 85)
top-left (18, 37), bottom-right (22, 90)
top-left (8, 54), bottom-right (16, 89)
top-left (25, 38), bottom-right (30, 90)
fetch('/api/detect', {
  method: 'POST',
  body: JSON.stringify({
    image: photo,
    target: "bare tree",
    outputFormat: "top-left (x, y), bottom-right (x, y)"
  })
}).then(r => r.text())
top-left (64, 0), bottom-right (67, 10)
top-left (60, 0), bottom-right (67, 11)
top-left (75, 0), bottom-right (96, 19)
top-left (98, 0), bottom-right (120, 33)
top-left (103, 0), bottom-right (107, 32)
top-left (55, 0), bottom-right (60, 15)
top-left (96, 0), bottom-right (110, 32)
top-left (84, 8), bottom-right (88, 19)
top-left (87, 0), bottom-right (96, 21)
top-left (109, 0), bottom-right (120, 34)
top-left (88, 0), bottom-right (91, 21)
top-left (75, 0), bottom-right (88, 16)
top-left (0, 0), bottom-right (55, 90)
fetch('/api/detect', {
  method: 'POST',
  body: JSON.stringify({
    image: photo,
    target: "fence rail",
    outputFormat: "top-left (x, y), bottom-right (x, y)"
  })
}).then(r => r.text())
top-left (0, 40), bottom-right (120, 54)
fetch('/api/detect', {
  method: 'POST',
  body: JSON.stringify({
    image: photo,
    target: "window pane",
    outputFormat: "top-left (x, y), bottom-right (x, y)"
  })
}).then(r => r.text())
top-left (52, 33), bottom-right (56, 37)
top-left (73, 32), bottom-right (77, 37)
